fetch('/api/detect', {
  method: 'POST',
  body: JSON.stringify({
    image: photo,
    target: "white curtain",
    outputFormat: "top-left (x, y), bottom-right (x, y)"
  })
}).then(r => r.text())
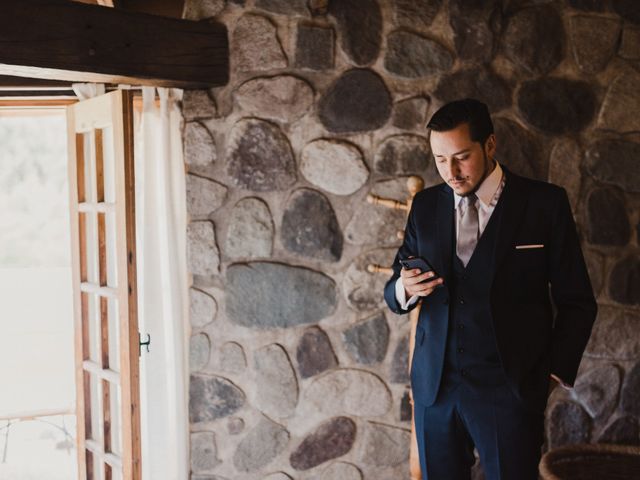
top-left (135, 86), bottom-right (190, 480)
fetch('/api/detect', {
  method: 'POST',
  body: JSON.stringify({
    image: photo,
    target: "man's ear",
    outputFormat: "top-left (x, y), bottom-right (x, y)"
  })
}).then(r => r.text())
top-left (485, 134), bottom-right (497, 158)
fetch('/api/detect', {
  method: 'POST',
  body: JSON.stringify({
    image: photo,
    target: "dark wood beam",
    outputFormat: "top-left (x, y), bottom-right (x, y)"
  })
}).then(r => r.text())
top-left (0, 0), bottom-right (228, 88)
top-left (115, 0), bottom-right (186, 19)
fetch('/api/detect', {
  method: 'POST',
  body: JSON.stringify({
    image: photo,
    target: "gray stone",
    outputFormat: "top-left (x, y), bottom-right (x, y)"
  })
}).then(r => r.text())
top-left (585, 138), bottom-right (640, 192)
top-left (290, 417), bottom-right (357, 470)
top-left (342, 311), bottom-right (389, 364)
top-left (619, 26), bottom-right (640, 60)
top-left (390, 334), bottom-right (410, 384)
top-left (547, 401), bottom-right (592, 449)
top-left (586, 187), bottom-right (630, 246)
top-left (597, 416), bottom-right (640, 445)
top-left (596, 72), bottom-right (640, 134)
top-left (450, 12), bottom-right (495, 62)
top-left (219, 342), bottom-right (247, 374)
top-left (263, 474), bottom-right (292, 480)
top-left (384, 30), bottom-right (453, 78)
top-left (621, 362), bottom-right (640, 417)
top-left (392, 96), bottom-right (430, 130)
top-left (186, 175), bottom-right (228, 217)
top-left (305, 369), bottom-right (392, 417)
top-left (570, 15), bottom-right (621, 74)
top-left (494, 117), bottom-right (546, 180)
top-left (184, 122), bottom-right (216, 168)
top-left (393, 0), bottom-right (442, 29)
top-left (296, 326), bottom-right (338, 379)
top-left (585, 306), bottom-right (640, 360)
top-left (359, 422), bottom-right (410, 467)
top-left (281, 189), bottom-right (343, 262)
top-left (449, 0), bottom-right (499, 17)
top-left (583, 249), bottom-right (604, 298)
top-left (342, 248), bottom-right (397, 310)
top-left (233, 416), bottom-right (289, 472)
top-left (328, 0), bottom-right (382, 66)
top-left (609, 256), bottom-right (640, 306)
top-left (503, 5), bottom-right (564, 75)
top-left (374, 134), bottom-right (431, 175)
top-left (300, 139), bottom-right (369, 196)
top-left (255, 0), bottom-right (307, 15)
top-left (574, 364), bottom-right (621, 419)
top-left (320, 462), bottom-right (362, 480)
top-left (183, 0), bottom-right (225, 20)
top-left (189, 374), bottom-right (245, 422)
top-left (253, 344), bottom-right (299, 419)
top-left (611, 0), bottom-right (640, 25)
top-left (233, 75), bottom-right (314, 122)
top-left (295, 24), bottom-right (334, 70)
top-left (567, 0), bottom-right (605, 11)
top-left (225, 118), bottom-right (296, 191)
top-left (190, 333), bottom-right (211, 372)
top-left (435, 65), bottom-right (510, 113)
top-left (224, 197), bottom-right (273, 259)
top-left (227, 416), bottom-right (244, 435)
top-left (187, 221), bottom-right (220, 276)
top-left (182, 90), bottom-right (217, 121)
top-left (517, 77), bottom-right (597, 135)
top-left (225, 262), bottom-right (337, 329)
top-left (400, 389), bottom-right (412, 421)
top-left (232, 14), bottom-right (287, 72)
top-left (190, 288), bottom-right (217, 328)
top-left (548, 138), bottom-right (582, 211)
top-left (190, 431), bottom-right (221, 472)
top-left (308, 0), bottom-right (328, 15)
top-left (318, 69), bottom-right (391, 133)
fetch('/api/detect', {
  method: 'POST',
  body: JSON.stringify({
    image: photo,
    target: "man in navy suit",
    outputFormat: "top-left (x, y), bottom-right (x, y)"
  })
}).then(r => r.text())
top-left (384, 99), bottom-right (597, 480)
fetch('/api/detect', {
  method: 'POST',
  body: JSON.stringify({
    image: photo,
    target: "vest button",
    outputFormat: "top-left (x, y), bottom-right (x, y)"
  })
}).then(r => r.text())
top-left (460, 369), bottom-right (467, 377)
top-left (459, 299), bottom-right (465, 305)
top-left (458, 347), bottom-right (464, 353)
top-left (458, 323), bottom-right (464, 330)
top-left (462, 274), bottom-right (468, 280)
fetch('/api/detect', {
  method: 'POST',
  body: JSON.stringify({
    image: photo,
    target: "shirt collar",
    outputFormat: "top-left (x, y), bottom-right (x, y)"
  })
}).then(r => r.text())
top-left (454, 161), bottom-right (503, 210)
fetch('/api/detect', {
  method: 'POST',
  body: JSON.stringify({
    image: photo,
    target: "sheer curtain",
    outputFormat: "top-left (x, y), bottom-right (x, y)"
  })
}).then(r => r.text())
top-left (135, 86), bottom-right (190, 480)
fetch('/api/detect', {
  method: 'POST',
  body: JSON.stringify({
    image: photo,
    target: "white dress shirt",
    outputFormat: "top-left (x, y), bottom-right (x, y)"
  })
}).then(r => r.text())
top-left (395, 161), bottom-right (505, 310)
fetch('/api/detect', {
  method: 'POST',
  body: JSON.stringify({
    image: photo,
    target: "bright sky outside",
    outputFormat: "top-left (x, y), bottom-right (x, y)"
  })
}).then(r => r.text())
top-left (0, 112), bottom-right (77, 479)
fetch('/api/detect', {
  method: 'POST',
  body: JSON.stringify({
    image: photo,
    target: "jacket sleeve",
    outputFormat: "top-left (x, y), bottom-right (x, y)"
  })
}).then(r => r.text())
top-left (548, 187), bottom-right (597, 386)
top-left (383, 199), bottom-right (421, 315)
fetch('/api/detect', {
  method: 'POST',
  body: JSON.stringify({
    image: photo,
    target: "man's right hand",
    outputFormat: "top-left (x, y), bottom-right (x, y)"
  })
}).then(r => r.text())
top-left (401, 267), bottom-right (444, 298)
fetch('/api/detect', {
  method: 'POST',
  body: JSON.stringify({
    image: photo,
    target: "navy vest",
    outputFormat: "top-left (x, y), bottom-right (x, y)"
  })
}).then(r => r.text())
top-left (440, 195), bottom-right (509, 391)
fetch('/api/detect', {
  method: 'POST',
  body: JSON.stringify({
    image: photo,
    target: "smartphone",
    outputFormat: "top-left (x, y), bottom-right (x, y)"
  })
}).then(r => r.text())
top-left (400, 256), bottom-right (441, 282)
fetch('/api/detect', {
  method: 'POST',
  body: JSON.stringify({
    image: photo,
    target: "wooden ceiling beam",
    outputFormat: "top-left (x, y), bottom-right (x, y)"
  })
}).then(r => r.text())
top-left (0, 0), bottom-right (228, 88)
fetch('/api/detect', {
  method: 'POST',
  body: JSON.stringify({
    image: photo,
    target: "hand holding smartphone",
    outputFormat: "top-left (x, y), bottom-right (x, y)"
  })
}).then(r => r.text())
top-left (400, 256), bottom-right (444, 297)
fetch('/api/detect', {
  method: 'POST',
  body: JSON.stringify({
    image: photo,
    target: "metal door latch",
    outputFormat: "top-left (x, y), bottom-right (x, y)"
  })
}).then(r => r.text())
top-left (139, 332), bottom-right (151, 356)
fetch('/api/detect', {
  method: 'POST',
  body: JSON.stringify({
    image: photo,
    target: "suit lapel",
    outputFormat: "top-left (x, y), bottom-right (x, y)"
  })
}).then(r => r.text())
top-left (436, 184), bottom-right (454, 284)
top-left (491, 166), bottom-right (529, 281)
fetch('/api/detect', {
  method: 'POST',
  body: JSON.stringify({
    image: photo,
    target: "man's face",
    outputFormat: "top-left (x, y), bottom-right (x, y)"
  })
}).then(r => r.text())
top-left (430, 122), bottom-right (496, 197)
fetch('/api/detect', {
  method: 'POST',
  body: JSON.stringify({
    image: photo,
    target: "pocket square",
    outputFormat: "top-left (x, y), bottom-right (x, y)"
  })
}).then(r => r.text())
top-left (515, 244), bottom-right (544, 249)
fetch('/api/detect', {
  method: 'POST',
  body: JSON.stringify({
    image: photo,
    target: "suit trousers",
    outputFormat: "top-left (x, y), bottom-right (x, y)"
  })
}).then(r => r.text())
top-left (413, 379), bottom-right (545, 480)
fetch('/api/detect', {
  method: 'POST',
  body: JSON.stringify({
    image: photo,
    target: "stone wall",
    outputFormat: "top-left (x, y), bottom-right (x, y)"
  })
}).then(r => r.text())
top-left (181, 1), bottom-right (640, 478)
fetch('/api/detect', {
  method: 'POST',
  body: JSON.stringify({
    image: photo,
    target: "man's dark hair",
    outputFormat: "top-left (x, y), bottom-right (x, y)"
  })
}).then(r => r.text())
top-left (426, 98), bottom-right (494, 146)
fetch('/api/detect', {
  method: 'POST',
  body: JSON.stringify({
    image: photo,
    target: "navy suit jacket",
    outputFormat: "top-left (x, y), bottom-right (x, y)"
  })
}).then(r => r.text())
top-left (384, 166), bottom-right (597, 411)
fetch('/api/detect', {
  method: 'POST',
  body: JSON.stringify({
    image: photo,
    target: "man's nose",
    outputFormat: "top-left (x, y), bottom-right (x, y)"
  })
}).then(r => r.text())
top-left (446, 160), bottom-right (459, 179)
